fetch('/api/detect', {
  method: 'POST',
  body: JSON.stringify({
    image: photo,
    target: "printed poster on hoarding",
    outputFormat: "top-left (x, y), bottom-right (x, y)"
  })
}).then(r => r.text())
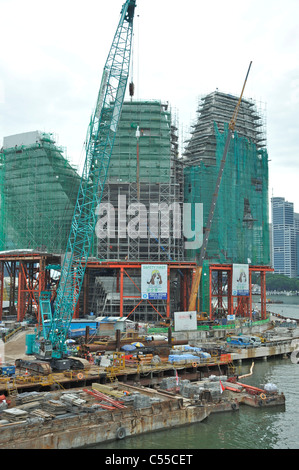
top-left (141, 264), bottom-right (167, 300)
top-left (174, 311), bottom-right (197, 331)
top-left (232, 264), bottom-right (249, 296)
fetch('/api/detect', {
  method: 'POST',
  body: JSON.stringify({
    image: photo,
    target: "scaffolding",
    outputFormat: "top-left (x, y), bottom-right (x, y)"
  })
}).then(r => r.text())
top-left (184, 92), bottom-right (269, 267)
top-left (0, 251), bottom-right (61, 321)
top-left (0, 253), bottom-right (196, 324)
top-left (94, 100), bottom-right (186, 319)
top-left (208, 264), bottom-right (273, 321)
top-left (97, 100), bottom-right (184, 262)
top-left (0, 93), bottom-right (271, 322)
top-left (0, 131), bottom-right (81, 253)
top-left (184, 90), bottom-right (266, 165)
top-left (79, 261), bottom-right (195, 322)
top-left (183, 91), bottom-right (269, 316)
top-left (0, 107), bottom-right (191, 323)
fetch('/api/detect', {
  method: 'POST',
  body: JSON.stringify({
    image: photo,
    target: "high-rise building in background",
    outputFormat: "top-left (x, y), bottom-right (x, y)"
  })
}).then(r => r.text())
top-left (295, 213), bottom-right (299, 278)
top-left (271, 197), bottom-right (297, 278)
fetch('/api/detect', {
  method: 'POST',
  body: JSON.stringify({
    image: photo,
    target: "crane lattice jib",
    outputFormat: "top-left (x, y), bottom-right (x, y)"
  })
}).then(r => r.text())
top-left (49, 0), bottom-right (136, 357)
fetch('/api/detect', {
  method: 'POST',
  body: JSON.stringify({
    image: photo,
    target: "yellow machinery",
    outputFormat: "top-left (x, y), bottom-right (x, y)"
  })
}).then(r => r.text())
top-left (105, 352), bottom-right (126, 382)
top-left (197, 312), bottom-right (209, 322)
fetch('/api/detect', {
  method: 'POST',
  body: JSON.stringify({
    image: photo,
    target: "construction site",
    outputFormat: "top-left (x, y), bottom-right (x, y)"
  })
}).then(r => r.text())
top-left (0, 0), bottom-right (294, 449)
top-left (0, 93), bottom-right (271, 323)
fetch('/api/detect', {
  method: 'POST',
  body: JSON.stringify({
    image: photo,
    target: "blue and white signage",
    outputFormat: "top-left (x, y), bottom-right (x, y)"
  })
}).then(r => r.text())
top-left (232, 264), bottom-right (249, 296)
top-left (141, 264), bottom-right (168, 300)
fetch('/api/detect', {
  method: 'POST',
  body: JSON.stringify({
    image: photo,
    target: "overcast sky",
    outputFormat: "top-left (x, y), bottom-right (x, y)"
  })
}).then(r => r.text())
top-left (0, 0), bottom-right (298, 216)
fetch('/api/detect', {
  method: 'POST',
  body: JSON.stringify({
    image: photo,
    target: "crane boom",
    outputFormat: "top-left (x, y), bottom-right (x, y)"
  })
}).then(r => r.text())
top-left (36, 1), bottom-right (137, 362)
top-left (188, 62), bottom-right (252, 312)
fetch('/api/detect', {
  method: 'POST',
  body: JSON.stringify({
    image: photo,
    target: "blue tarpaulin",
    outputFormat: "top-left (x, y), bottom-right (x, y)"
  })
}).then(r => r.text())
top-left (121, 344), bottom-right (137, 352)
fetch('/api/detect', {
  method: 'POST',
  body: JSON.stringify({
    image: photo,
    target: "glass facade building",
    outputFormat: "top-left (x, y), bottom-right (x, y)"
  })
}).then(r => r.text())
top-left (271, 197), bottom-right (297, 278)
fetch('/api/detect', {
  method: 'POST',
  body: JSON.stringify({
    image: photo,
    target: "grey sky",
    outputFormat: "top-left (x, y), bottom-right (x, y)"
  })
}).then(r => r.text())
top-left (1, 0), bottom-right (298, 214)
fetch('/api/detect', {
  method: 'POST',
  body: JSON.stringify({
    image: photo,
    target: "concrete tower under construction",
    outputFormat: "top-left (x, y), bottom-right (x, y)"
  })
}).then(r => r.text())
top-left (96, 100), bottom-right (184, 262)
top-left (184, 91), bottom-right (270, 313)
top-left (83, 100), bottom-right (187, 320)
top-left (0, 131), bottom-right (80, 253)
top-left (184, 91), bottom-right (269, 265)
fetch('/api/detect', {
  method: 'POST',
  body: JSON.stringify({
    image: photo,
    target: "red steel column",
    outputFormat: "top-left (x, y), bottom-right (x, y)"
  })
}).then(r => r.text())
top-left (260, 270), bottom-right (266, 320)
top-left (249, 268), bottom-right (252, 319)
top-left (120, 267), bottom-right (124, 317)
top-left (166, 265), bottom-right (170, 318)
top-left (17, 262), bottom-right (26, 322)
top-left (0, 262), bottom-right (4, 321)
top-left (227, 267), bottom-right (233, 316)
top-left (209, 266), bottom-right (213, 319)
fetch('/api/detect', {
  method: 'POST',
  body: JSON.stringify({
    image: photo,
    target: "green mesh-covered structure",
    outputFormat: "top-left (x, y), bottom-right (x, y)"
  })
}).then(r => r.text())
top-left (107, 100), bottom-right (175, 183)
top-left (0, 131), bottom-right (80, 253)
top-left (184, 91), bottom-right (270, 311)
top-left (184, 123), bottom-right (269, 264)
top-left (184, 91), bottom-right (269, 265)
top-left (97, 100), bottom-right (184, 262)
top-left (91, 99), bottom-right (185, 319)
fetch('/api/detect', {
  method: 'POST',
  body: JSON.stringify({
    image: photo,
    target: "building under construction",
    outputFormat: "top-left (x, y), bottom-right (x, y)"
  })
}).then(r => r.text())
top-left (84, 99), bottom-right (188, 320)
top-left (0, 102), bottom-right (194, 323)
top-left (0, 93), bottom-right (271, 323)
top-left (184, 90), bottom-right (270, 313)
top-left (0, 131), bottom-right (80, 253)
top-left (97, 100), bottom-right (184, 262)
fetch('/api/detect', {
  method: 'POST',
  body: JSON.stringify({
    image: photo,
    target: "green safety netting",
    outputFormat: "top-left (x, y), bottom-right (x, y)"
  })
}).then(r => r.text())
top-left (0, 133), bottom-right (80, 253)
top-left (184, 122), bottom-right (270, 266)
top-left (184, 122), bottom-right (270, 311)
top-left (107, 100), bottom-right (173, 183)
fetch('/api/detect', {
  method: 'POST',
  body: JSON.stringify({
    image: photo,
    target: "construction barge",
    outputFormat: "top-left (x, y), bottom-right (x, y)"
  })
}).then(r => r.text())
top-left (0, 320), bottom-right (292, 448)
top-left (0, 376), bottom-right (285, 449)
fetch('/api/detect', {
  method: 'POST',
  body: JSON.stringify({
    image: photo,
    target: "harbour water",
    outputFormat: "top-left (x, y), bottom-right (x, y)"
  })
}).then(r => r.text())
top-left (93, 296), bottom-right (299, 450)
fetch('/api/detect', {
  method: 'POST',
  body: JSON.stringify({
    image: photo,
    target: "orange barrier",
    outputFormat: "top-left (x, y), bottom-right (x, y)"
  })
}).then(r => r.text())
top-left (220, 354), bottom-right (232, 362)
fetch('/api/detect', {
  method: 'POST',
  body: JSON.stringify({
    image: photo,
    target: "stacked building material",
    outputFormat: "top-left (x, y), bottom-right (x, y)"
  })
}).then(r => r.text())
top-left (30, 409), bottom-right (53, 421)
top-left (2, 408), bottom-right (28, 422)
top-left (16, 391), bottom-right (47, 405)
top-left (168, 353), bottom-right (201, 365)
top-left (60, 393), bottom-right (86, 407)
top-left (160, 377), bottom-right (179, 391)
top-left (121, 391), bottom-right (161, 410)
top-left (42, 400), bottom-right (68, 416)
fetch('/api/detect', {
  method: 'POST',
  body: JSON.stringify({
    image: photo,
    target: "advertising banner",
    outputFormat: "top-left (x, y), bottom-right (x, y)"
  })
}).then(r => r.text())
top-left (232, 264), bottom-right (249, 296)
top-left (141, 264), bottom-right (168, 300)
top-left (227, 314), bottom-right (236, 321)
